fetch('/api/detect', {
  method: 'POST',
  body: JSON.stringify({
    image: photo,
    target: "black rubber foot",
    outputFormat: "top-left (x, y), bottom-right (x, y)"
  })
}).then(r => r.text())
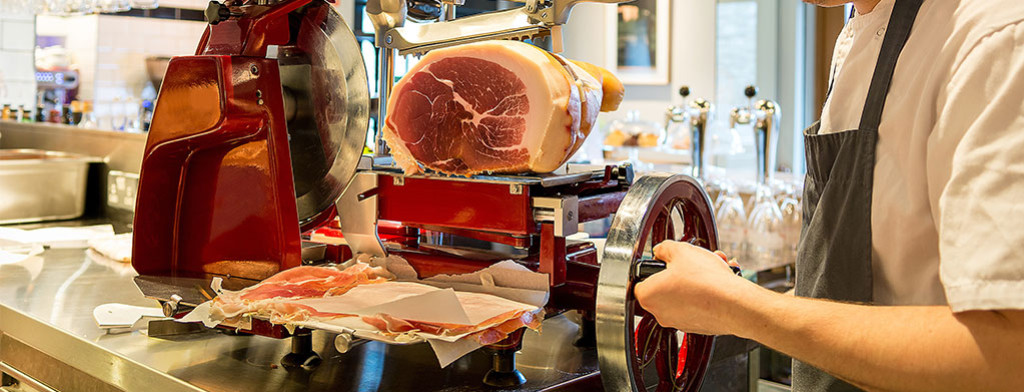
top-left (483, 328), bottom-right (527, 387)
top-left (281, 333), bottom-right (321, 370)
top-left (483, 368), bottom-right (527, 388)
top-left (281, 351), bottom-right (321, 370)
top-left (574, 315), bottom-right (596, 348)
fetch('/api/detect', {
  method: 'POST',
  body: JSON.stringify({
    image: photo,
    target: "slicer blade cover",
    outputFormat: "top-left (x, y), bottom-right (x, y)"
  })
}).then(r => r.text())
top-left (282, 3), bottom-right (370, 230)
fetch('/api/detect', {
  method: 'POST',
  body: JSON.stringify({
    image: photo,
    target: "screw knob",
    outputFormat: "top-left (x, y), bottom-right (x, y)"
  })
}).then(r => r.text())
top-left (679, 86), bottom-right (690, 98)
top-left (205, 1), bottom-right (241, 25)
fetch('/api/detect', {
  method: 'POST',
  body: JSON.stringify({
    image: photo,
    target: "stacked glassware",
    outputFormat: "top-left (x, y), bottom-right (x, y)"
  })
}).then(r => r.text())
top-left (1, 0), bottom-right (159, 16)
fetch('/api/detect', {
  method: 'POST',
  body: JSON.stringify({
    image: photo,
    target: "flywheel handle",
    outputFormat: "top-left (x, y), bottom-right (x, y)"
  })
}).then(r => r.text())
top-left (634, 257), bottom-right (741, 282)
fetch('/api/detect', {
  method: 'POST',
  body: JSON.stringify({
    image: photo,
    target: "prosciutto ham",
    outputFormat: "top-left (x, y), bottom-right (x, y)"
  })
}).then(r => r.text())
top-left (211, 263), bottom-right (392, 324)
top-left (383, 40), bottom-right (624, 176)
top-left (207, 262), bottom-right (543, 346)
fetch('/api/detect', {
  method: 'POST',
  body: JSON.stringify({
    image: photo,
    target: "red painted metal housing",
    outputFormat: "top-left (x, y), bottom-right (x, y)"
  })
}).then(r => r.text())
top-left (132, 1), bottom-right (317, 281)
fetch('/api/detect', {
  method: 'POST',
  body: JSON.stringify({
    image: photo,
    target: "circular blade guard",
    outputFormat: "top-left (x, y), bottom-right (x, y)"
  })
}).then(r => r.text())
top-left (596, 173), bottom-right (719, 392)
top-left (280, 1), bottom-right (370, 229)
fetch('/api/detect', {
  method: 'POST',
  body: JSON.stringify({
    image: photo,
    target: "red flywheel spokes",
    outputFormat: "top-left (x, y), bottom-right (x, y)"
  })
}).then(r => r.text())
top-left (596, 173), bottom-right (719, 392)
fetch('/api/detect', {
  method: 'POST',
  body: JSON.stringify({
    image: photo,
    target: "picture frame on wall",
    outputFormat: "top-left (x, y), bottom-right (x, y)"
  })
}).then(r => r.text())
top-left (605, 0), bottom-right (671, 85)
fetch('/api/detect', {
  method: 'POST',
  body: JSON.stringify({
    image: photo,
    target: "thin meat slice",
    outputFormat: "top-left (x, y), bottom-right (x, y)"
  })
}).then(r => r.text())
top-left (383, 40), bottom-right (622, 176)
top-left (210, 263), bottom-right (391, 321)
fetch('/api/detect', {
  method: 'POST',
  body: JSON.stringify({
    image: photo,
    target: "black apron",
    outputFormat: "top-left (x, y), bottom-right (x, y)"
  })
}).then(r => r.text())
top-left (793, 0), bottom-right (923, 390)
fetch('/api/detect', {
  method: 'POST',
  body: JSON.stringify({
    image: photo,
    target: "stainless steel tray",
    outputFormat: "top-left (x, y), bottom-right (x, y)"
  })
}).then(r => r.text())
top-left (0, 149), bottom-right (100, 224)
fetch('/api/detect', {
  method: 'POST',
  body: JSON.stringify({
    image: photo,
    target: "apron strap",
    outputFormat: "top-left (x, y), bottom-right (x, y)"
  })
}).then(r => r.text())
top-left (858, 0), bottom-right (924, 131)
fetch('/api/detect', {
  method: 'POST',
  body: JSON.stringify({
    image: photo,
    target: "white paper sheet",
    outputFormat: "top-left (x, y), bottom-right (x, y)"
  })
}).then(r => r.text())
top-left (93, 303), bottom-right (165, 329)
top-left (293, 283), bottom-right (474, 325)
top-left (385, 258), bottom-right (550, 308)
top-left (88, 233), bottom-right (132, 263)
top-left (0, 224), bottom-right (115, 249)
top-left (0, 244), bottom-right (44, 281)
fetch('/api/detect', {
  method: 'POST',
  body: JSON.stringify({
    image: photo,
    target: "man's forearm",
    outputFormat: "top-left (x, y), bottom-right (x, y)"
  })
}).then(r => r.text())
top-left (732, 287), bottom-right (1024, 392)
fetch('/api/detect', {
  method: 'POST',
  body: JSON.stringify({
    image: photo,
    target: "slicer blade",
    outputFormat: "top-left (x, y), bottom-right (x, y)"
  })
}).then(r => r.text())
top-left (280, 1), bottom-right (370, 230)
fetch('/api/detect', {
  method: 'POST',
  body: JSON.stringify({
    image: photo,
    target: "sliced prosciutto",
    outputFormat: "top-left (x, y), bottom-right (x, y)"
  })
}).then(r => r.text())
top-left (210, 263), bottom-right (392, 323)
top-left (205, 262), bottom-right (544, 347)
top-left (383, 40), bottom-right (624, 176)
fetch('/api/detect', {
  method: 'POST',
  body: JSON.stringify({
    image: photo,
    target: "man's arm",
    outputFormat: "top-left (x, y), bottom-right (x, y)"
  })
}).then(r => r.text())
top-left (634, 241), bottom-right (1024, 392)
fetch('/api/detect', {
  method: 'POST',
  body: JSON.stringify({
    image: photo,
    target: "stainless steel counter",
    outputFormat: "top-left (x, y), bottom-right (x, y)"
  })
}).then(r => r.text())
top-left (0, 247), bottom-right (602, 392)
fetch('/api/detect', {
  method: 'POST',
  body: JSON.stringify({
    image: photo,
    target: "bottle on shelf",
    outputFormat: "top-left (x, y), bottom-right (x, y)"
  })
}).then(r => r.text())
top-left (48, 104), bottom-right (62, 124)
top-left (78, 100), bottom-right (98, 128)
top-left (19, 107), bottom-right (32, 123)
top-left (1, 104), bottom-right (11, 120)
top-left (70, 100), bottom-right (84, 125)
top-left (62, 104), bottom-right (74, 125)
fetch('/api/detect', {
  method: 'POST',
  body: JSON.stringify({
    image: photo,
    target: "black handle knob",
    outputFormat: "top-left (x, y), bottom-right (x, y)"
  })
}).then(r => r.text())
top-left (744, 85), bottom-right (758, 99)
top-left (206, 1), bottom-right (241, 25)
top-left (679, 86), bottom-right (691, 98)
top-left (634, 258), bottom-right (741, 282)
top-left (635, 259), bottom-right (667, 282)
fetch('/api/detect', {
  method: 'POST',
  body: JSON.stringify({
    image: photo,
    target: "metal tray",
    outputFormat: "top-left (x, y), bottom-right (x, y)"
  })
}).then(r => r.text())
top-left (0, 149), bottom-right (100, 224)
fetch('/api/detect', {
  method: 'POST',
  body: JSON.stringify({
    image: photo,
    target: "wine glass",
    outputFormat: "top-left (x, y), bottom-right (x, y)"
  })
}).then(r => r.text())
top-left (110, 97), bottom-right (126, 131)
top-left (714, 181), bottom-right (747, 264)
top-left (746, 183), bottom-right (784, 271)
top-left (778, 181), bottom-right (801, 265)
top-left (113, 0), bottom-right (132, 12)
top-left (95, 0), bottom-right (118, 12)
top-left (131, 0), bottom-right (158, 9)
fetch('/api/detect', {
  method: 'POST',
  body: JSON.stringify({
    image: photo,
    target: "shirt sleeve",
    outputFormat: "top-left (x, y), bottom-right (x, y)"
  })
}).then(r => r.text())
top-left (930, 21), bottom-right (1024, 312)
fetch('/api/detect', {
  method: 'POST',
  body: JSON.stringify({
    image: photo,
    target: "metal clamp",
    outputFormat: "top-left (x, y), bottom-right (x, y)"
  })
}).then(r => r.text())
top-left (532, 196), bottom-right (579, 237)
top-left (161, 294), bottom-right (183, 317)
top-left (335, 332), bottom-right (355, 353)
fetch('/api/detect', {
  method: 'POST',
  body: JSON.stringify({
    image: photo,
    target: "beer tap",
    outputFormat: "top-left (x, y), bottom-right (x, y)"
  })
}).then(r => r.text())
top-left (729, 85), bottom-right (757, 130)
top-left (666, 86), bottom-right (713, 180)
top-left (753, 99), bottom-right (781, 184)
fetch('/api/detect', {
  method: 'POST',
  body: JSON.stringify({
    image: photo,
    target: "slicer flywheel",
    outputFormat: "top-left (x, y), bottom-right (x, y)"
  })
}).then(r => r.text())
top-left (596, 173), bottom-right (719, 392)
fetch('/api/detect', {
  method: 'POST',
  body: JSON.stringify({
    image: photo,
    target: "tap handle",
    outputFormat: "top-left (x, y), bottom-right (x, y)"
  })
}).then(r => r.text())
top-left (679, 85), bottom-right (690, 99)
top-left (753, 99), bottom-right (781, 185)
top-left (744, 85), bottom-right (758, 99)
top-left (688, 98), bottom-right (712, 180)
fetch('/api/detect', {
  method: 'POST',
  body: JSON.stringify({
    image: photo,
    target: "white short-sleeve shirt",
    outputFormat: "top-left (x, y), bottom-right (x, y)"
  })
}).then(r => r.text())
top-left (819, 0), bottom-right (1024, 311)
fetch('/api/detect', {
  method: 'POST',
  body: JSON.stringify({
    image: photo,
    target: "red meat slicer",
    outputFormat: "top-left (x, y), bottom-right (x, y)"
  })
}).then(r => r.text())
top-left (131, 0), bottom-right (724, 391)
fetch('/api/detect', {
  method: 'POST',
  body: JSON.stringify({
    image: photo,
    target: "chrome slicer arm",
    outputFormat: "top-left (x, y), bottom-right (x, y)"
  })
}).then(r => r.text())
top-left (367, 0), bottom-right (629, 56)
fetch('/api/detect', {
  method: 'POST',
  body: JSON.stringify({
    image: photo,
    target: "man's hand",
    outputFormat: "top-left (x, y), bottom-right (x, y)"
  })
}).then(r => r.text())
top-left (633, 240), bottom-right (760, 336)
top-left (633, 241), bottom-right (1024, 391)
